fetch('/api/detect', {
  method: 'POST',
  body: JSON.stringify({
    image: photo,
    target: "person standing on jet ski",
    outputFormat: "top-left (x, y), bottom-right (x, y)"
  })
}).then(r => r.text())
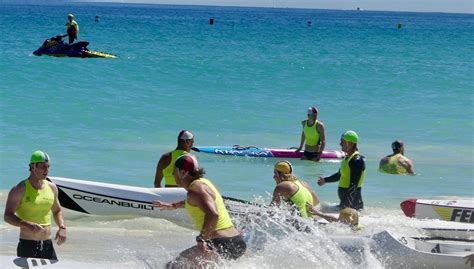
top-left (65, 14), bottom-right (79, 44)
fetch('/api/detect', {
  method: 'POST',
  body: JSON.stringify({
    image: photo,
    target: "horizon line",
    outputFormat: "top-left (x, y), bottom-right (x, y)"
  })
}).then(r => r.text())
top-left (76, 1), bottom-right (474, 15)
top-left (2, 0), bottom-right (473, 15)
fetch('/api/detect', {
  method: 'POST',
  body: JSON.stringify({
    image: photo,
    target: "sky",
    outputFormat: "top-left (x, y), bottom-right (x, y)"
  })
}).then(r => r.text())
top-left (77, 0), bottom-right (474, 14)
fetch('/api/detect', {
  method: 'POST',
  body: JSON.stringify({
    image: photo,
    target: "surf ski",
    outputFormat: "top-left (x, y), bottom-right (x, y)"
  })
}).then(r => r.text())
top-left (50, 177), bottom-right (262, 227)
top-left (193, 145), bottom-right (344, 159)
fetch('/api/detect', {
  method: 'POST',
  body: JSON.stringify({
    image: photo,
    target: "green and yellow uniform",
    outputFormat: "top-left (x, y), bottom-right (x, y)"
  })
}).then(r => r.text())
top-left (16, 179), bottom-right (54, 225)
top-left (162, 149), bottom-right (187, 187)
top-left (288, 180), bottom-right (314, 218)
top-left (185, 178), bottom-right (233, 232)
top-left (380, 154), bottom-right (408, 174)
top-left (303, 120), bottom-right (320, 146)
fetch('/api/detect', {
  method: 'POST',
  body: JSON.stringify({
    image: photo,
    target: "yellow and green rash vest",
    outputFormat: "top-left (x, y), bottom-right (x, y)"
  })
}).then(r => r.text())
top-left (340, 151), bottom-right (366, 188)
top-left (185, 178), bottom-right (234, 232)
top-left (162, 149), bottom-right (187, 186)
top-left (304, 120), bottom-right (320, 146)
top-left (288, 180), bottom-right (314, 218)
top-left (16, 179), bottom-right (54, 226)
top-left (380, 154), bottom-right (408, 174)
top-left (67, 20), bottom-right (79, 35)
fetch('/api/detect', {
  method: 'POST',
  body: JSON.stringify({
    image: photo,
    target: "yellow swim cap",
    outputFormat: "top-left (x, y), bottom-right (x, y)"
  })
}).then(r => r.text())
top-left (339, 207), bottom-right (359, 226)
top-left (274, 160), bottom-right (293, 174)
top-left (68, 14), bottom-right (74, 18)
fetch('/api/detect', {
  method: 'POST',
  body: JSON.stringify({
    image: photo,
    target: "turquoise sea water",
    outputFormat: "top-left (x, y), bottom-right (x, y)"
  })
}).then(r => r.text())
top-left (1, 3), bottom-right (473, 268)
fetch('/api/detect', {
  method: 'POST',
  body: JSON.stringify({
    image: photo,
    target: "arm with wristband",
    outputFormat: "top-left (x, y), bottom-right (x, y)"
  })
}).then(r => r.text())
top-left (152, 199), bottom-right (185, 210)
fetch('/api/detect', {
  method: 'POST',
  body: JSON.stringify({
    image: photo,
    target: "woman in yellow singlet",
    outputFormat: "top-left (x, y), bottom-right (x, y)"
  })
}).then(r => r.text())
top-left (295, 106), bottom-right (326, 162)
top-left (271, 160), bottom-right (320, 217)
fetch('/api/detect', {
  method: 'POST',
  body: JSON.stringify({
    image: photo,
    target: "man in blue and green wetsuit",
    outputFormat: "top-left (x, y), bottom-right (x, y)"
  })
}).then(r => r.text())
top-left (317, 130), bottom-right (366, 210)
top-left (154, 130), bottom-right (194, 188)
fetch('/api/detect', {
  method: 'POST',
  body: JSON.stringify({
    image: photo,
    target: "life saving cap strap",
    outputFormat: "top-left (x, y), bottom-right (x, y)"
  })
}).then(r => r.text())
top-left (30, 150), bottom-right (50, 164)
top-left (274, 160), bottom-right (293, 174)
top-left (391, 140), bottom-right (404, 151)
top-left (178, 130), bottom-right (194, 140)
top-left (175, 154), bottom-right (198, 172)
top-left (342, 130), bottom-right (359, 144)
top-left (307, 106), bottom-right (318, 115)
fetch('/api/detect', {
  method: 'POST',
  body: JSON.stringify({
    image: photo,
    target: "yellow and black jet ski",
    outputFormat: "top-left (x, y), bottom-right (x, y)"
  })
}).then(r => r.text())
top-left (33, 35), bottom-right (117, 58)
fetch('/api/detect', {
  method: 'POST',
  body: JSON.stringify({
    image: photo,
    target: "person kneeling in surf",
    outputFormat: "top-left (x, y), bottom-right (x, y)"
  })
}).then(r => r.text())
top-left (152, 154), bottom-right (246, 268)
top-left (271, 160), bottom-right (320, 218)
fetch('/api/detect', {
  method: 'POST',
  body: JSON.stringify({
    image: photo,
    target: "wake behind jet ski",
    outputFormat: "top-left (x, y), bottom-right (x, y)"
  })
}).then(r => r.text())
top-left (33, 35), bottom-right (117, 58)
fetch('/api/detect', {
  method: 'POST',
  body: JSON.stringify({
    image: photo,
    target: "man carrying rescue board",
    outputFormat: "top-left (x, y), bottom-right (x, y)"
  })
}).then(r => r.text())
top-left (153, 154), bottom-right (246, 267)
top-left (154, 130), bottom-right (194, 188)
top-left (4, 151), bottom-right (67, 260)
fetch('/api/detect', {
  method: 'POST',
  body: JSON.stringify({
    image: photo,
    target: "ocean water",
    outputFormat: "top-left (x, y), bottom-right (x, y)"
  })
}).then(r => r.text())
top-left (0, 3), bottom-right (473, 268)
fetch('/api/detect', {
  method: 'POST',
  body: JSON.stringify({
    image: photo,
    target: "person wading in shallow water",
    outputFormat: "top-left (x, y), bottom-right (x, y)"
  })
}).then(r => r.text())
top-left (4, 151), bottom-right (67, 260)
top-left (317, 131), bottom-right (366, 210)
top-left (379, 140), bottom-right (415, 175)
top-left (295, 106), bottom-right (326, 162)
top-left (154, 130), bottom-right (194, 188)
top-left (153, 154), bottom-right (246, 268)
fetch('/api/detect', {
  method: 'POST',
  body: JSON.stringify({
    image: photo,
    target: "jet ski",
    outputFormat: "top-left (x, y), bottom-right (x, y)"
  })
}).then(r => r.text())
top-left (33, 35), bottom-right (117, 58)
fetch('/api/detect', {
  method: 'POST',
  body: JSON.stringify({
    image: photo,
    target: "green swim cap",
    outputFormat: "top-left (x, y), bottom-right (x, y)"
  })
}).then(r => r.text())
top-left (30, 150), bottom-right (50, 164)
top-left (342, 130), bottom-right (359, 144)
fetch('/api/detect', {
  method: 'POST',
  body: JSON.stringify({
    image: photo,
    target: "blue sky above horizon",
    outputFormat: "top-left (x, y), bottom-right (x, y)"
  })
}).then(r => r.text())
top-left (78, 0), bottom-right (473, 14)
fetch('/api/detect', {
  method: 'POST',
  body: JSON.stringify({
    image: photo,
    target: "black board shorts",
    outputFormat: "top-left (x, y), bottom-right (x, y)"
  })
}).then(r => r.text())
top-left (208, 235), bottom-right (246, 260)
top-left (17, 239), bottom-right (57, 260)
top-left (304, 150), bottom-right (321, 160)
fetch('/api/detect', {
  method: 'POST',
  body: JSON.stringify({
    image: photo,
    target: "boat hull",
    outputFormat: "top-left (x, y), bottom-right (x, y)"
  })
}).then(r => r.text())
top-left (194, 146), bottom-right (345, 159)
